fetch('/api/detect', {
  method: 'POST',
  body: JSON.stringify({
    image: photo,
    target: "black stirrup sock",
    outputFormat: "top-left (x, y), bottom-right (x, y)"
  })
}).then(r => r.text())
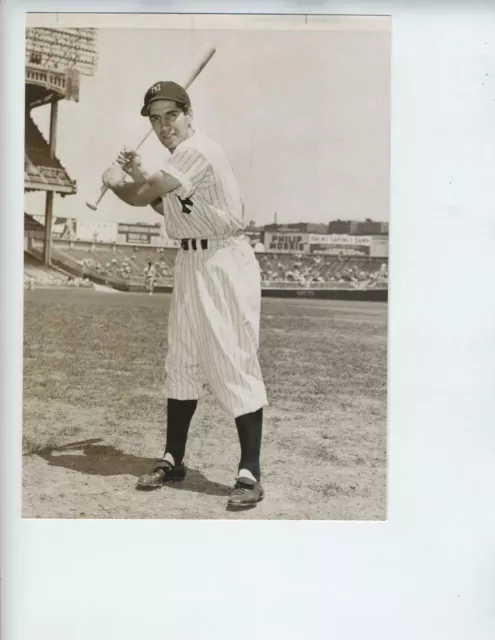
top-left (164, 398), bottom-right (198, 465)
top-left (235, 408), bottom-right (263, 481)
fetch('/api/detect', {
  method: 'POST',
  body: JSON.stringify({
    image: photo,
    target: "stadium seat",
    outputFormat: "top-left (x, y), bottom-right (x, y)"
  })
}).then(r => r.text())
top-left (26, 240), bottom-right (388, 290)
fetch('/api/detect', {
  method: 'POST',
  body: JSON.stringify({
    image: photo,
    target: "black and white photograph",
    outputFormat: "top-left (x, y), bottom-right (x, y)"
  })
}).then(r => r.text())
top-left (22, 13), bottom-right (390, 520)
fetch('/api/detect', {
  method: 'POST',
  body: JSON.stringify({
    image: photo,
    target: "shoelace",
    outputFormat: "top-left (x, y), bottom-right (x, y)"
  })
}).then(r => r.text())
top-left (153, 463), bottom-right (173, 475)
top-left (231, 482), bottom-right (254, 495)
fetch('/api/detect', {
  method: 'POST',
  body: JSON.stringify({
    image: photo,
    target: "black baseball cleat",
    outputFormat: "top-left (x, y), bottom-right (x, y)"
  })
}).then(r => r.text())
top-left (227, 477), bottom-right (264, 509)
top-left (136, 460), bottom-right (186, 490)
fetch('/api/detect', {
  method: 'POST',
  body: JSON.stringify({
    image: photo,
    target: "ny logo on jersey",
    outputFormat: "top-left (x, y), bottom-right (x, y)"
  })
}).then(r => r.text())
top-left (150, 83), bottom-right (161, 94)
top-left (177, 195), bottom-right (193, 214)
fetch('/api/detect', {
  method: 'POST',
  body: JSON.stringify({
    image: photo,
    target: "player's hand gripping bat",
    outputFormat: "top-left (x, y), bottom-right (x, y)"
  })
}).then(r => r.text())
top-left (86, 45), bottom-right (216, 211)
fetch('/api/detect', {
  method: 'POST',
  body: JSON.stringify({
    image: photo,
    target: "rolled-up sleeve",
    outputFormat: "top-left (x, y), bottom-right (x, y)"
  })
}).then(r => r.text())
top-left (163, 147), bottom-right (211, 198)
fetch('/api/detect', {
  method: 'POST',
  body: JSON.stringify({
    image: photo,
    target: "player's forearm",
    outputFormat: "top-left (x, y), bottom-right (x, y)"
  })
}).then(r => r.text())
top-left (127, 169), bottom-right (164, 214)
top-left (111, 182), bottom-right (149, 207)
top-left (105, 169), bottom-right (180, 207)
top-left (125, 169), bottom-right (163, 214)
top-left (127, 167), bottom-right (151, 184)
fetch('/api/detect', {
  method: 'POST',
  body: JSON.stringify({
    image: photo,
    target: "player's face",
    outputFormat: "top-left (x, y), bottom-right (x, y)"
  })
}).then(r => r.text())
top-left (148, 100), bottom-right (192, 151)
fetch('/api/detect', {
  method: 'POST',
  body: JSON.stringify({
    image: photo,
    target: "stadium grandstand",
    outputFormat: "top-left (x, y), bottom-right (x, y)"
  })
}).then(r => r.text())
top-left (27, 239), bottom-right (177, 289)
top-left (25, 231), bottom-right (388, 299)
top-left (25, 114), bottom-right (76, 195)
top-left (24, 27), bottom-right (98, 286)
top-left (257, 252), bottom-right (387, 289)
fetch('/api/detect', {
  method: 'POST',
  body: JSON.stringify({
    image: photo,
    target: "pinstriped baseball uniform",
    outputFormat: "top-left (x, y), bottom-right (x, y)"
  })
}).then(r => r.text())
top-left (160, 130), bottom-right (267, 418)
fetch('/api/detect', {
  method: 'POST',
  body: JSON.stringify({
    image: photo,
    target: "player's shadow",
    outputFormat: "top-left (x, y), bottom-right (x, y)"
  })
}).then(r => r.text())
top-left (36, 438), bottom-right (231, 497)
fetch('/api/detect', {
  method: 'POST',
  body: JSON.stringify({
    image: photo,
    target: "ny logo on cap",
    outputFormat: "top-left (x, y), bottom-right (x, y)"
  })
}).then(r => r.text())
top-left (150, 83), bottom-right (161, 94)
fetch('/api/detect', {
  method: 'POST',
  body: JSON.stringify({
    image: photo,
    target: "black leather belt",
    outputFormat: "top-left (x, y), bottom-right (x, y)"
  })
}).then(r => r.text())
top-left (180, 239), bottom-right (208, 251)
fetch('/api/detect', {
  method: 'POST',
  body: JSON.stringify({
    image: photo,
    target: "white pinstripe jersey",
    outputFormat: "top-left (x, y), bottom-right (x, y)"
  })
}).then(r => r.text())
top-left (160, 131), bottom-right (246, 240)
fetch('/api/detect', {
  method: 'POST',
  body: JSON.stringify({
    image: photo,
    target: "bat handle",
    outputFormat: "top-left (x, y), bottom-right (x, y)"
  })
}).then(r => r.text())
top-left (86, 130), bottom-right (154, 211)
top-left (86, 184), bottom-right (109, 211)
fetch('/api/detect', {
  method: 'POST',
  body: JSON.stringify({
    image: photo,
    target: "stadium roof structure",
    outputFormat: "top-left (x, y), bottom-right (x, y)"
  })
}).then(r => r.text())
top-left (25, 28), bottom-right (98, 108)
top-left (24, 28), bottom-right (98, 195)
top-left (24, 213), bottom-right (45, 231)
top-left (25, 114), bottom-right (76, 195)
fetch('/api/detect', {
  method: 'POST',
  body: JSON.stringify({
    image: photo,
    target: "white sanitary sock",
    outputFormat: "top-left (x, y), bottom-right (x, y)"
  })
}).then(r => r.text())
top-left (238, 468), bottom-right (257, 482)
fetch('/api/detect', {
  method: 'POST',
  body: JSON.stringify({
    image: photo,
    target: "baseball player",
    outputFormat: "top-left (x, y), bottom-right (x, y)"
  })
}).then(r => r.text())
top-left (102, 81), bottom-right (267, 509)
top-left (144, 261), bottom-right (156, 295)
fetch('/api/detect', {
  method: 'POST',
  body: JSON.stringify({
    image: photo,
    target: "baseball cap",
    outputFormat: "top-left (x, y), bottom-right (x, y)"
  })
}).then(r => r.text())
top-left (140, 81), bottom-right (191, 116)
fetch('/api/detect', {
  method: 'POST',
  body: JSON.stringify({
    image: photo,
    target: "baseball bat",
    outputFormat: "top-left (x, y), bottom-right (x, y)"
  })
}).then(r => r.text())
top-left (86, 44), bottom-right (216, 211)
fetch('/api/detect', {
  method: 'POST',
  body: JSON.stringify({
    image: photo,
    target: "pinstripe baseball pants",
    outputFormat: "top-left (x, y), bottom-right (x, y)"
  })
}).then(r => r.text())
top-left (163, 235), bottom-right (268, 418)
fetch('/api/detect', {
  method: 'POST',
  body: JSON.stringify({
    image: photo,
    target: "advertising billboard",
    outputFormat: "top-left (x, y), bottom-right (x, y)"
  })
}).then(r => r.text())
top-left (117, 223), bottom-right (162, 246)
top-left (76, 219), bottom-right (117, 243)
top-left (309, 234), bottom-right (372, 246)
top-left (308, 234), bottom-right (372, 255)
top-left (264, 232), bottom-right (309, 253)
top-left (369, 236), bottom-right (389, 258)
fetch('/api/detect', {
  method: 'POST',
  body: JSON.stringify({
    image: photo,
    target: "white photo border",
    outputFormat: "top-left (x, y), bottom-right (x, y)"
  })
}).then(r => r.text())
top-left (2, 2), bottom-right (495, 638)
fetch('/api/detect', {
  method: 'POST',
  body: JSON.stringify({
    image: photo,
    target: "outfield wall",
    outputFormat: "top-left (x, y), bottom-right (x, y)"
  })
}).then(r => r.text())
top-left (261, 287), bottom-right (387, 302)
top-left (124, 281), bottom-right (387, 302)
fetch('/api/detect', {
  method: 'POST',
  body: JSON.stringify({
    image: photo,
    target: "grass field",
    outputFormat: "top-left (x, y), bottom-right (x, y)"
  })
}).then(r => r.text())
top-left (23, 289), bottom-right (387, 520)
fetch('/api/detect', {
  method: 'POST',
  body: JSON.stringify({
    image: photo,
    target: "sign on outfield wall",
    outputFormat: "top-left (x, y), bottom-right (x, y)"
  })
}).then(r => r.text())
top-left (310, 246), bottom-right (369, 256)
top-left (264, 232), bottom-right (309, 253)
top-left (117, 223), bottom-right (162, 246)
top-left (76, 219), bottom-right (117, 243)
top-left (369, 236), bottom-right (388, 258)
top-left (308, 234), bottom-right (373, 256)
top-left (309, 234), bottom-right (373, 246)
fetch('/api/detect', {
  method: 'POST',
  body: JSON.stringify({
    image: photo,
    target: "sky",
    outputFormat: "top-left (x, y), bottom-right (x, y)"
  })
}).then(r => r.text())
top-left (25, 17), bottom-right (391, 226)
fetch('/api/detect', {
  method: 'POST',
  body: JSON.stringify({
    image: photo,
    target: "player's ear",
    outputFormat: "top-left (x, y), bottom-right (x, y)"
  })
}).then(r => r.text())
top-left (185, 107), bottom-right (194, 123)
